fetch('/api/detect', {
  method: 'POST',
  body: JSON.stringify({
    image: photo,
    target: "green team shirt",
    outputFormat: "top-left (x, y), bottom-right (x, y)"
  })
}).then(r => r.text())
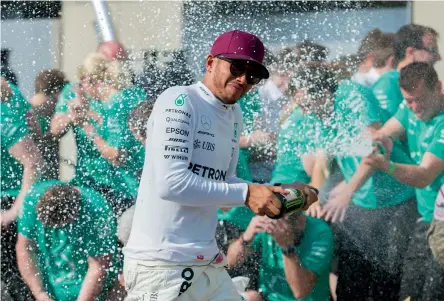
top-left (251, 216), bottom-right (334, 301)
top-left (394, 101), bottom-right (444, 222)
top-left (1, 83), bottom-right (31, 198)
top-left (236, 91), bottom-right (262, 182)
top-left (101, 87), bottom-right (147, 198)
top-left (372, 70), bottom-right (403, 121)
top-left (334, 79), bottom-right (382, 147)
top-left (55, 83), bottom-right (116, 189)
top-left (9, 83), bottom-right (32, 115)
top-left (271, 107), bottom-right (311, 185)
top-left (36, 114), bottom-right (51, 134)
top-left (217, 91), bottom-right (261, 230)
top-left (17, 180), bottom-right (119, 301)
top-left (334, 80), bottom-right (415, 208)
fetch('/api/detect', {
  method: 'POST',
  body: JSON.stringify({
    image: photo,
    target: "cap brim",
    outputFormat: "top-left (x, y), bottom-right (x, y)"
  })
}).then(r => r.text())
top-left (221, 54), bottom-right (270, 79)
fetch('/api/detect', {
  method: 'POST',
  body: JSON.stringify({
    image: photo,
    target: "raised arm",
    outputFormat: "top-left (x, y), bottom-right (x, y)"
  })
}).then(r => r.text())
top-left (1, 136), bottom-right (42, 226)
top-left (16, 234), bottom-right (53, 301)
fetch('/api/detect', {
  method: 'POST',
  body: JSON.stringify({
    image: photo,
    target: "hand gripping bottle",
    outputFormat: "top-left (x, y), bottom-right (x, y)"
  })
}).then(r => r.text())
top-left (268, 187), bottom-right (315, 219)
top-left (372, 141), bottom-right (386, 156)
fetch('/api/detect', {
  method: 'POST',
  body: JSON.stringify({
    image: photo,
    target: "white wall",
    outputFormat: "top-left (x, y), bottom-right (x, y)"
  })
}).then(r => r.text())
top-left (1, 18), bottom-right (61, 99)
top-left (413, 1), bottom-right (444, 79)
top-left (60, 1), bottom-right (184, 81)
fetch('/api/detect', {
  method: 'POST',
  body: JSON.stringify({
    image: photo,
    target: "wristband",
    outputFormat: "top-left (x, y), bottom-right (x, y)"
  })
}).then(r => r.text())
top-left (240, 235), bottom-right (251, 247)
top-left (281, 245), bottom-right (297, 256)
top-left (387, 161), bottom-right (396, 175)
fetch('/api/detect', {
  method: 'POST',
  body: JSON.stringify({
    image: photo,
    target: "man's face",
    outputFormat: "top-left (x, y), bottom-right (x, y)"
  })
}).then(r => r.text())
top-left (296, 89), bottom-right (333, 114)
top-left (1, 77), bottom-right (12, 102)
top-left (402, 80), bottom-right (441, 121)
top-left (32, 93), bottom-right (58, 117)
top-left (413, 33), bottom-right (441, 65)
top-left (80, 76), bottom-right (102, 100)
top-left (207, 56), bottom-right (258, 104)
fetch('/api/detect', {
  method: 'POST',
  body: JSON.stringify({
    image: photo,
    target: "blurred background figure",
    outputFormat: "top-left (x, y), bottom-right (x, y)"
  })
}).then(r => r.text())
top-left (352, 28), bottom-right (390, 87)
top-left (1, 77), bottom-right (42, 301)
top-left (29, 69), bottom-right (68, 180)
top-left (1, 49), bottom-right (18, 86)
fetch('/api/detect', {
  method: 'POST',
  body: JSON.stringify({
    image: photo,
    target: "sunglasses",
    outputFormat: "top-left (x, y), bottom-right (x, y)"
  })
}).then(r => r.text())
top-left (216, 56), bottom-right (263, 85)
top-left (417, 46), bottom-right (440, 56)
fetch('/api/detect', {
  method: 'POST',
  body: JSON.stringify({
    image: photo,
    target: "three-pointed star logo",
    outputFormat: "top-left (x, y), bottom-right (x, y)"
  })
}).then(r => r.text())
top-left (201, 115), bottom-right (212, 130)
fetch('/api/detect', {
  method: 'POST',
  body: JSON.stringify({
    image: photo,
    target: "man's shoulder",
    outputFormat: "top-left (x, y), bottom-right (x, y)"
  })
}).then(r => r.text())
top-left (23, 181), bottom-right (63, 210)
top-left (336, 79), bottom-right (361, 97)
top-left (429, 113), bottom-right (444, 136)
top-left (159, 85), bottom-right (193, 99)
top-left (79, 185), bottom-right (109, 211)
top-left (372, 70), bottom-right (399, 90)
top-left (155, 85), bottom-right (198, 110)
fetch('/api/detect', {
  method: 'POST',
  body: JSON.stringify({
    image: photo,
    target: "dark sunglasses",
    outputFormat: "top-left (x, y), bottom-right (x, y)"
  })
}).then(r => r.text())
top-left (417, 46), bottom-right (440, 56)
top-left (216, 56), bottom-right (263, 85)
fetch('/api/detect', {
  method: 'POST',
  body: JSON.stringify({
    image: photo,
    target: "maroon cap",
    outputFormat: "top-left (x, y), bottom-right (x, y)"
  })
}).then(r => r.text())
top-left (211, 30), bottom-right (269, 79)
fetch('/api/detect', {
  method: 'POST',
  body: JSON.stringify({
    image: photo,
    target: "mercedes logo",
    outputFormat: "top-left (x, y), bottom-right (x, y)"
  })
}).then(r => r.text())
top-left (201, 115), bottom-right (212, 130)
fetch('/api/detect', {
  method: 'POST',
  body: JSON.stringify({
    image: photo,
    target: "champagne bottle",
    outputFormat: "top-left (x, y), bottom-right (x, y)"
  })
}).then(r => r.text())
top-left (268, 188), bottom-right (307, 219)
top-left (372, 141), bottom-right (386, 156)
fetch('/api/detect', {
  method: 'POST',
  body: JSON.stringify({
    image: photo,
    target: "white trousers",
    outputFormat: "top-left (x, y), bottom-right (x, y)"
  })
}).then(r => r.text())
top-left (124, 257), bottom-right (244, 301)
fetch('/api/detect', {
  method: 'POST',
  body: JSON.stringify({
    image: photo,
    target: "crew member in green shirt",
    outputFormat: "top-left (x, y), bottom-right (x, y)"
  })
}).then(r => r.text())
top-left (50, 55), bottom-right (109, 193)
top-left (51, 53), bottom-right (142, 215)
top-left (227, 214), bottom-right (334, 301)
top-left (30, 69), bottom-right (68, 180)
top-left (79, 85), bottom-right (147, 207)
top-left (16, 181), bottom-right (122, 301)
top-left (372, 24), bottom-right (440, 121)
top-left (364, 62), bottom-right (444, 300)
top-left (1, 78), bottom-right (42, 301)
top-left (322, 75), bottom-right (417, 300)
top-left (271, 65), bottom-right (336, 189)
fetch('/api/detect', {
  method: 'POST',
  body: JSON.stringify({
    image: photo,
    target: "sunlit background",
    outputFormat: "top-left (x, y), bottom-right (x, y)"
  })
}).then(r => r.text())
top-left (2, 0), bottom-right (443, 179)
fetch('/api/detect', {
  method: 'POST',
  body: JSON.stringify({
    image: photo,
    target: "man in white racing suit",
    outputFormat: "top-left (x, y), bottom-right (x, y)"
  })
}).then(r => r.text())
top-left (123, 30), bottom-right (318, 301)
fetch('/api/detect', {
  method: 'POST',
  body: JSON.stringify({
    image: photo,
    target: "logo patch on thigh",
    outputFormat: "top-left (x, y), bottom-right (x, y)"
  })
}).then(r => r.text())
top-left (178, 268), bottom-right (194, 296)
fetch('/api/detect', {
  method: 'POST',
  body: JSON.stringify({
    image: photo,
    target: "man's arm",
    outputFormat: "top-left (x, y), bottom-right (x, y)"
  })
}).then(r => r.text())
top-left (323, 162), bottom-right (374, 222)
top-left (16, 234), bottom-right (53, 301)
top-left (282, 228), bottom-right (333, 299)
top-left (151, 89), bottom-right (283, 217)
top-left (365, 152), bottom-right (444, 188)
top-left (77, 254), bottom-right (112, 301)
top-left (81, 122), bottom-right (123, 167)
top-left (226, 216), bottom-right (269, 268)
top-left (50, 113), bottom-right (72, 137)
top-left (375, 116), bottom-right (406, 141)
top-left (226, 236), bottom-right (252, 269)
top-left (238, 131), bottom-right (272, 149)
top-left (267, 217), bottom-right (332, 299)
top-left (304, 153), bottom-right (328, 189)
top-left (282, 254), bottom-right (317, 299)
top-left (152, 89), bottom-right (248, 207)
top-left (2, 136), bottom-right (42, 226)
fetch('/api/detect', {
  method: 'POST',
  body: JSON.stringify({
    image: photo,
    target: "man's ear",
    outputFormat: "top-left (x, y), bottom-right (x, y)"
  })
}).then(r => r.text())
top-left (405, 47), bottom-right (415, 61)
top-left (435, 80), bottom-right (442, 95)
top-left (206, 55), bottom-right (215, 72)
top-left (386, 55), bottom-right (395, 69)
